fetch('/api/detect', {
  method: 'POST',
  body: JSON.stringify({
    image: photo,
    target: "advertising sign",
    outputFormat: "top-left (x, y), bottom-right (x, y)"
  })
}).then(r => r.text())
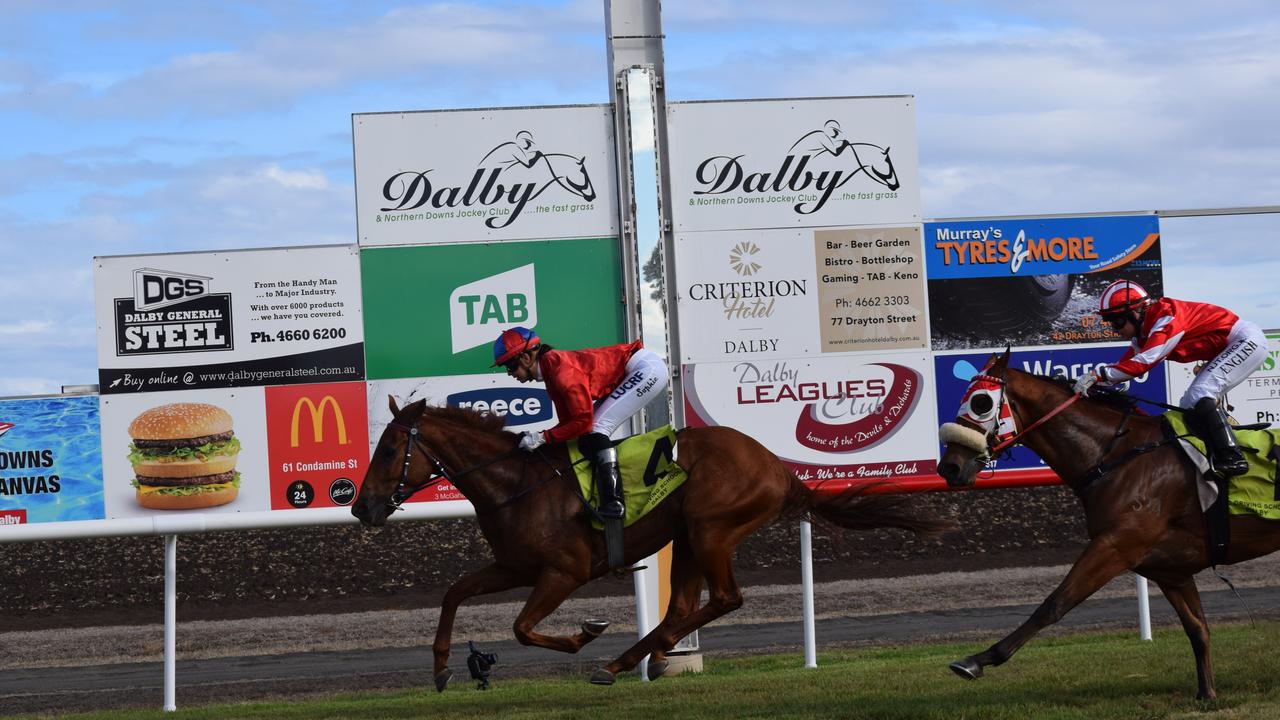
top-left (667, 96), bottom-right (921, 232)
top-left (353, 104), bottom-right (619, 246)
top-left (361, 238), bottom-right (625, 380)
top-left (100, 388), bottom-right (271, 519)
top-left (1167, 329), bottom-right (1280, 426)
top-left (925, 215), bottom-right (1162, 351)
top-left (934, 346), bottom-right (1169, 473)
top-left (0, 395), bottom-right (104, 525)
top-left (265, 382), bottom-right (368, 510)
top-left (683, 352), bottom-right (938, 484)
top-left (95, 245), bottom-right (365, 393)
top-left (675, 226), bottom-right (927, 364)
top-left (366, 374), bottom-right (558, 503)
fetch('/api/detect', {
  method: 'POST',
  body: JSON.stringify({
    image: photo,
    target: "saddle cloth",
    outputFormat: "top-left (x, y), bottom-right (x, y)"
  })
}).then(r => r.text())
top-left (1163, 411), bottom-right (1280, 520)
top-left (568, 425), bottom-right (688, 529)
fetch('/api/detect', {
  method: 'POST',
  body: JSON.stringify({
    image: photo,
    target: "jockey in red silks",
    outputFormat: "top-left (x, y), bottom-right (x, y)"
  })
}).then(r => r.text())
top-left (1073, 279), bottom-right (1267, 476)
top-left (491, 326), bottom-right (670, 521)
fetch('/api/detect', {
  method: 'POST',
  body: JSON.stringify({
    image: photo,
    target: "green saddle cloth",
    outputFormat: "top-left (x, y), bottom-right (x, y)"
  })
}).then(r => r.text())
top-left (568, 425), bottom-right (687, 529)
top-left (1164, 410), bottom-right (1280, 519)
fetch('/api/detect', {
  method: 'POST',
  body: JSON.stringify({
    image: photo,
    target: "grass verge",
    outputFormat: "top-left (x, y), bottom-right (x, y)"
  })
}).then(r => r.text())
top-left (15, 621), bottom-right (1280, 720)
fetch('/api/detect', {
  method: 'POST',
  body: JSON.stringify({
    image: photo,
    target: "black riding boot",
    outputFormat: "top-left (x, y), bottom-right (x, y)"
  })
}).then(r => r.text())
top-left (1192, 397), bottom-right (1248, 477)
top-left (580, 432), bottom-right (625, 519)
top-left (592, 447), bottom-right (625, 519)
top-left (581, 432), bottom-right (627, 570)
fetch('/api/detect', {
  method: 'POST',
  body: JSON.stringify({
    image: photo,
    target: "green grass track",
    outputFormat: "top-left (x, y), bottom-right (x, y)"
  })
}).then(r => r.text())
top-left (15, 620), bottom-right (1280, 720)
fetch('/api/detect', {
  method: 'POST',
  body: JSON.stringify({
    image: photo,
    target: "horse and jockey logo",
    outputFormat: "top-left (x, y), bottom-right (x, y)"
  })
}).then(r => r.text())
top-left (378, 130), bottom-right (598, 230)
top-left (691, 119), bottom-right (901, 216)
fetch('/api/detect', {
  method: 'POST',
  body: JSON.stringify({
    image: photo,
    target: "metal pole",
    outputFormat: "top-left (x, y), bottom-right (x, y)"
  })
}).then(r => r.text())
top-left (163, 533), bottom-right (177, 711)
top-left (800, 519), bottom-right (817, 667)
top-left (1135, 574), bottom-right (1152, 641)
top-left (633, 563), bottom-right (653, 680)
top-left (608, 0), bottom-right (688, 678)
top-left (604, 0), bottom-right (681, 426)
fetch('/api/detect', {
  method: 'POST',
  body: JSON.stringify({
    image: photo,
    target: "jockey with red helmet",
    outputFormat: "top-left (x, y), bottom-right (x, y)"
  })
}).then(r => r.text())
top-left (1073, 279), bottom-right (1266, 476)
top-left (491, 326), bottom-right (670, 520)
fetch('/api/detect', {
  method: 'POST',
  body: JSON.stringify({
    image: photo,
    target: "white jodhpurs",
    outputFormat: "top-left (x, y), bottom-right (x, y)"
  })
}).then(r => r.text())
top-left (1180, 319), bottom-right (1268, 407)
top-left (592, 348), bottom-right (670, 438)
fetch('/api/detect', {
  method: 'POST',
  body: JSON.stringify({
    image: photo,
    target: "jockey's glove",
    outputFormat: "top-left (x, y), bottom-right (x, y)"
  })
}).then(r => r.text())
top-left (1072, 370), bottom-right (1101, 396)
top-left (518, 431), bottom-right (546, 452)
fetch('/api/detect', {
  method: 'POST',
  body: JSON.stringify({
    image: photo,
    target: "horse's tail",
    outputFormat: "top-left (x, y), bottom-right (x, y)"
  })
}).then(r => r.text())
top-left (780, 473), bottom-right (953, 539)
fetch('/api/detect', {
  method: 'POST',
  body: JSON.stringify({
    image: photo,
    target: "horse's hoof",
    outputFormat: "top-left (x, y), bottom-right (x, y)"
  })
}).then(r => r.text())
top-left (949, 658), bottom-right (982, 680)
top-left (582, 619), bottom-right (610, 637)
top-left (589, 668), bottom-right (616, 685)
top-left (647, 658), bottom-right (669, 680)
top-left (434, 668), bottom-right (453, 693)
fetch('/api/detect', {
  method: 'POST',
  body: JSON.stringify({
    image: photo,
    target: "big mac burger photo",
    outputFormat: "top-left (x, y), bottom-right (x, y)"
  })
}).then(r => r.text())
top-left (127, 402), bottom-right (240, 510)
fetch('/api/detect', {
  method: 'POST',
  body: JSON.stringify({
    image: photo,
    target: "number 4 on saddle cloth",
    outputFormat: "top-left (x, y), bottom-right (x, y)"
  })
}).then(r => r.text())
top-left (568, 425), bottom-right (688, 530)
top-left (1164, 411), bottom-right (1280, 519)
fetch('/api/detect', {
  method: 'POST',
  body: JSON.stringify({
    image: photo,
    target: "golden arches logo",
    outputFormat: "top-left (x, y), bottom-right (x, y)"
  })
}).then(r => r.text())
top-left (290, 396), bottom-right (350, 447)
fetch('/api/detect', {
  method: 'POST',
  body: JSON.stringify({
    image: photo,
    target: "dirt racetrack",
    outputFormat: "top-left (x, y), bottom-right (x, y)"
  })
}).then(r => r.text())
top-left (9, 484), bottom-right (1280, 714)
top-left (0, 486), bottom-right (1086, 631)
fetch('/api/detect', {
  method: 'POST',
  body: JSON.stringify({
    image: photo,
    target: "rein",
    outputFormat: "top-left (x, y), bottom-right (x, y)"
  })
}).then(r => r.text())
top-left (983, 381), bottom-right (1187, 496)
top-left (989, 391), bottom-right (1081, 455)
top-left (384, 420), bottom-right (568, 515)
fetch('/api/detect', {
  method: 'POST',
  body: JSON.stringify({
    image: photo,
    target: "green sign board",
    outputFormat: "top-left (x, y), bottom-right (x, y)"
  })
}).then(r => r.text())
top-left (362, 238), bottom-right (625, 379)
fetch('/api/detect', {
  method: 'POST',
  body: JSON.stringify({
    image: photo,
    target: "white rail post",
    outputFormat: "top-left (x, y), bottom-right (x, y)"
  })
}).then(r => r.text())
top-left (163, 533), bottom-right (177, 711)
top-left (801, 518), bottom-right (817, 667)
top-left (1135, 574), bottom-right (1152, 641)
top-left (633, 558), bottom-right (658, 680)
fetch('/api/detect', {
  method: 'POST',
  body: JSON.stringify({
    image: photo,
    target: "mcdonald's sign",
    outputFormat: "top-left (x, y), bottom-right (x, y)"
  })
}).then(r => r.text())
top-left (290, 395), bottom-right (350, 447)
top-left (265, 382), bottom-right (369, 511)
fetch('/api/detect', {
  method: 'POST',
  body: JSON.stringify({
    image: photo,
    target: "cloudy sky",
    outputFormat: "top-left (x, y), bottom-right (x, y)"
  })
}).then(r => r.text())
top-left (2, 0), bottom-right (1277, 396)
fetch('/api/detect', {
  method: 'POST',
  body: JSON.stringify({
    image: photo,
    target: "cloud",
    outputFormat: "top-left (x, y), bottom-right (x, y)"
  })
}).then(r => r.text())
top-left (0, 320), bottom-right (53, 336)
top-left (0, 378), bottom-right (66, 398)
top-left (1, 3), bottom-right (606, 118)
top-left (261, 164), bottom-right (328, 190)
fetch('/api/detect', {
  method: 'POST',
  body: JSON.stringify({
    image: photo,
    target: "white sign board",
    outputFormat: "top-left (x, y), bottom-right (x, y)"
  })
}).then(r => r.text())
top-left (667, 96), bottom-right (921, 232)
top-left (1167, 329), bottom-right (1280, 425)
top-left (675, 226), bottom-right (928, 364)
top-left (684, 352), bottom-right (938, 481)
top-left (94, 246), bottom-right (365, 394)
top-left (353, 105), bottom-right (619, 245)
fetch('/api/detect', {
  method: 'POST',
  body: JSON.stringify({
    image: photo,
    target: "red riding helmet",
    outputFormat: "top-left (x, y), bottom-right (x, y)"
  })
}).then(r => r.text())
top-left (1098, 279), bottom-right (1152, 317)
top-left (491, 326), bottom-right (540, 367)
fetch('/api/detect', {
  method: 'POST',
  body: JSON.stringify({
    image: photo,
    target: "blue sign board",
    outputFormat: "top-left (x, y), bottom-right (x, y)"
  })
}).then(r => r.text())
top-left (445, 387), bottom-right (553, 427)
top-left (924, 215), bottom-right (1161, 280)
top-left (934, 347), bottom-right (1169, 471)
top-left (0, 395), bottom-right (105, 524)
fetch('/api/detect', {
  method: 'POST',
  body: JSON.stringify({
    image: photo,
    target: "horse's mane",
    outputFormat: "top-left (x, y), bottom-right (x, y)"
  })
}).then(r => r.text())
top-left (401, 399), bottom-right (511, 434)
top-left (427, 404), bottom-right (510, 433)
top-left (1025, 372), bottom-right (1148, 415)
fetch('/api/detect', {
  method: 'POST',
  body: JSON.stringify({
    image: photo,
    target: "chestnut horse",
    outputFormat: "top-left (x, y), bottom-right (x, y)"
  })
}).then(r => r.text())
top-left (353, 397), bottom-right (949, 689)
top-left (937, 350), bottom-right (1280, 700)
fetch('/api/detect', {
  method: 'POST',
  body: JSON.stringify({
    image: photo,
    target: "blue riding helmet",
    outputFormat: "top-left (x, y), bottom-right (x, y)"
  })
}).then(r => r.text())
top-left (491, 326), bottom-right (540, 367)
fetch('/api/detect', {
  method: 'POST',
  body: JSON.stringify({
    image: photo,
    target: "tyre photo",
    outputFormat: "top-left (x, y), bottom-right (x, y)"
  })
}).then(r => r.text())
top-left (931, 274), bottom-right (1076, 337)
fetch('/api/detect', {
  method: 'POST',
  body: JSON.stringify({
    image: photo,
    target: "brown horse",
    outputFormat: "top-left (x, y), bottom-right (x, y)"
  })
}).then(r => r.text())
top-left (353, 397), bottom-right (949, 689)
top-left (937, 350), bottom-right (1280, 700)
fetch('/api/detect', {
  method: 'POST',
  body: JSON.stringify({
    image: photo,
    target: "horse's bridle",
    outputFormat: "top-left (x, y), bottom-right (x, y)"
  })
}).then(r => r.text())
top-left (386, 421), bottom-right (451, 509)
top-left (959, 373), bottom-right (1082, 474)
top-left (382, 420), bottom-right (567, 514)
